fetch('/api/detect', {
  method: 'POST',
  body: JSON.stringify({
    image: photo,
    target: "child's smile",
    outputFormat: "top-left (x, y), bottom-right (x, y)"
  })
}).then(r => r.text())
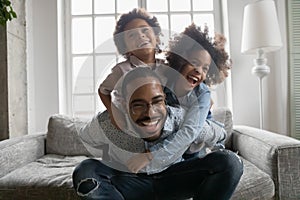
top-left (123, 18), bottom-right (157, 62)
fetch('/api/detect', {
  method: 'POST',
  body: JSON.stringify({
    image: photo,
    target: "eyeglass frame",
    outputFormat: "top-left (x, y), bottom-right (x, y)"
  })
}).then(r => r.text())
top-left (129, 97), bottom-right (166, 115)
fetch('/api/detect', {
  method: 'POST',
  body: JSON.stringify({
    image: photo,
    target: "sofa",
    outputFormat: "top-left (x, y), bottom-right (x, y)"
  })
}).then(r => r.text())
top-left (0, 107), bottom-right (300, 200)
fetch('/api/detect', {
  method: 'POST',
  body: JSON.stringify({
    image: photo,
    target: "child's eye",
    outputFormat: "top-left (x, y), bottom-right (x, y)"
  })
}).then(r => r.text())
top-left (127, 30), bottom-right (137, 38)
top-left (203, 66), bottom-right (209, 73)
top-left (128, 33), bottom-right (135, 38)
top-left (142, 27), bottom-right (150, 33)
top-left (191, 61), bottom-right (198, 67)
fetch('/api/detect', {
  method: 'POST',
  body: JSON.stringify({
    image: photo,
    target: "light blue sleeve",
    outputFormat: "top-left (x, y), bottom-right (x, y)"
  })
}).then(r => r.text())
top-left (146, 84), bottom-right (211, 174)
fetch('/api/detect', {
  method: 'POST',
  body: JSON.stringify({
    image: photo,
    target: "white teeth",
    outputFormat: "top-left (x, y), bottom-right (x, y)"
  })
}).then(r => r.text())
top-left (142, 120), bottom-right (158, 126)
top-left (188, 75), bottom-right (199, 82)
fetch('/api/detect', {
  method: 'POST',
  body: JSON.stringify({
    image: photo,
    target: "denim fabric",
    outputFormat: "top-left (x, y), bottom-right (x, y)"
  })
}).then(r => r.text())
top-left (73, 149), bottom-right (243, 200)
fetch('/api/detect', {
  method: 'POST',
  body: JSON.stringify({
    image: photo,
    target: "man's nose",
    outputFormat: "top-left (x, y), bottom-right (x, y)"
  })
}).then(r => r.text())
top-left (144, 104), bottom-right (156, 115)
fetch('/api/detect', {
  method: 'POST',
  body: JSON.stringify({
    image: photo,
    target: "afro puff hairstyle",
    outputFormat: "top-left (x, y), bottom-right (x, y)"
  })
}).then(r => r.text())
top-left (166, 23), bottom-right (232, 86)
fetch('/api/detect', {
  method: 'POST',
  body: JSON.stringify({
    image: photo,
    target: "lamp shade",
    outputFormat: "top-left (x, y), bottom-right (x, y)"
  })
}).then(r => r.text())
top-left (241, 0), bottom-right (282, 54)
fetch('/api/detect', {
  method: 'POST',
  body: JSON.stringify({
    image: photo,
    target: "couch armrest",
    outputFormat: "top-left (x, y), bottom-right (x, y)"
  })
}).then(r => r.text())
top-left (232, 125), bottom-right (300, 199)
top-left (0, 133), bottom-right (46, 178)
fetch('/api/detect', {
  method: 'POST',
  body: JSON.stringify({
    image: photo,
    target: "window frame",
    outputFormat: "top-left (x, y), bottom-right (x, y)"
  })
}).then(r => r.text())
top-left (63, 0), bottom-right (224, 118)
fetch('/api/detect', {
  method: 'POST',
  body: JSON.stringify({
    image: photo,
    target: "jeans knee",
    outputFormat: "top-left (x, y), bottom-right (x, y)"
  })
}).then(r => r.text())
top-left (215, 150), bottom-right (243, 176)
top-left (72, 159), bottom-right (101, 191)
top-left (223, 150), bottom-right (243, 178)
top-left (76, 178), bottom-right (100, 197)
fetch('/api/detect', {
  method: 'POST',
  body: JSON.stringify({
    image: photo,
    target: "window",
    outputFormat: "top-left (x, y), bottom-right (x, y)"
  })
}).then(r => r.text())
top-left (288, 0), bottom-right (300, 139)
top-left (65, 0), bottom-right (222, 118)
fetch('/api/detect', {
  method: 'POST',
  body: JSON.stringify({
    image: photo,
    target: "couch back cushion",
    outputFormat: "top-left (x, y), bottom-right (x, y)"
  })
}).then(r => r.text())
top-left (46, 109), bottom-right (233, 156)
top-left (46, 114), bottom-right (94, 156)
top-left (211, 107), bottom-right (233, 148)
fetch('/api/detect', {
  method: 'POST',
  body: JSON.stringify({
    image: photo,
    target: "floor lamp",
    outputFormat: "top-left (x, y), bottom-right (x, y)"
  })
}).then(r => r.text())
top-left (241, 0), bottom-right (282, 129)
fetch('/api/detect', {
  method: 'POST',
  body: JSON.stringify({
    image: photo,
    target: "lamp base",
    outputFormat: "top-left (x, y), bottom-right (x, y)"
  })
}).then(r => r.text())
top-left (251, 53), bottom-right (270, 129)
top-left (251, 57), bottom-right (270, 79)
top-left (251, 64), bottom-right (270, 79)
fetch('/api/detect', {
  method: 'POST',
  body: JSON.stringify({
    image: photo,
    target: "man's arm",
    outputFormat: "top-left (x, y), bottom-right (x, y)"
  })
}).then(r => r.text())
top-left (78, 113), bottom-right (110, 150)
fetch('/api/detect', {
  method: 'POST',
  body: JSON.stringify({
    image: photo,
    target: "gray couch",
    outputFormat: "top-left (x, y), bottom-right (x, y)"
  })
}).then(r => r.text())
top-left (0, 108), bottom-right (300, 200)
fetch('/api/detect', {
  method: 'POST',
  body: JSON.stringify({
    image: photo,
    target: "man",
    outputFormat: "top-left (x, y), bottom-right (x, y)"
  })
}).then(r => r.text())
top-left (73, 67), bottom-right (243, 200)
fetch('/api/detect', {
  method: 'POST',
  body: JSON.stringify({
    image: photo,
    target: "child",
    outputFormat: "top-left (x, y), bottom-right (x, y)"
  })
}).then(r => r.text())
top-left (164, 23), bottom-right (232, 158)
top-left (98, 8), bottom-right (164, 129)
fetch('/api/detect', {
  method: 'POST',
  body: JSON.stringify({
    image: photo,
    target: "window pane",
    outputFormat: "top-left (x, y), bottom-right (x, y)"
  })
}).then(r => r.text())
top-left (170, 0), bottom-right (190, 11)
top-left (193, 14), bottom-right (215, 36)
top-left (117, 0), bottom-right (138, 13)
top-left (170, 14), bottom-right (191, 34)
top-left (193, 0), bottom-right (213, 11)
top-left (94, 0), bottom-right (115, 14)
top-left (147, 0), bottom-right (168, 12)
top-left (71, 0), bottom-right (92, 15)
top-left (95, 55), bottom-right (117, 90)
top-left (73, 95), bottom-right (95, 119)
top-left (155, 14), bottom-right (170, 46)
top-left (72, 18), bottom-right (93, 54)
top-left (156, 14), bottom-right (169, 31)
top-left (73, 56), bottom-right (94, 94)
top-left (95, 17), bottom-right (116, 53)
top-left (95, 55), bottom-right (118, 112)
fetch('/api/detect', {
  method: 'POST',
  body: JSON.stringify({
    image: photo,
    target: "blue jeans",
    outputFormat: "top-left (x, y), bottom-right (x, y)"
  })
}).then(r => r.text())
top-left (72, 149), bottom-right (243, 200)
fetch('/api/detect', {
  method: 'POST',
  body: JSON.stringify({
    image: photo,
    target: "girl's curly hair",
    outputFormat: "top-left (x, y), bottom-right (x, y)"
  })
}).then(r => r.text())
top-left (166, 23), bottom-right (232, 86)
top-left (113, 8), bottom-right (162, 57)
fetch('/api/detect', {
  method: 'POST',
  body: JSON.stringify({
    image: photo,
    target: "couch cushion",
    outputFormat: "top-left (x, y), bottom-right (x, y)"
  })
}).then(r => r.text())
top-left (231, 157), bottom-right (275, 200)
top-left (46, 114), bottom-right (102, 156)
top-left (0, 154), bottom-right (89, 188)
top-left (0, 154), bottom-right (88, 200)
top-left (211, 107), bottom-right (233, 148)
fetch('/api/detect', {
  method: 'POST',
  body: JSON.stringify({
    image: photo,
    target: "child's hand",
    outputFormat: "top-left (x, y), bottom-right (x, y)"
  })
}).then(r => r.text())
top-left (126, 152), bottom-right (153, 173)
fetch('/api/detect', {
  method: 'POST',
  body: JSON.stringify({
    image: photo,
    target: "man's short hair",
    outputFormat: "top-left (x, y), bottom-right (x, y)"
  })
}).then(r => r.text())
top-left (121, 68), bottom-right (162, 98)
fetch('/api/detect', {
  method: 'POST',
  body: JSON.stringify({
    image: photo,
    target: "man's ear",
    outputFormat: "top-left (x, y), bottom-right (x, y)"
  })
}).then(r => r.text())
top-left (121, 99), bottom-right (129, 114)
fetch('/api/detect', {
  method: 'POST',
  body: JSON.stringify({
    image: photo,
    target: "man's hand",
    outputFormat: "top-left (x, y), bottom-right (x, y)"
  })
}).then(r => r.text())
top-left (126, 152), bottom-right (153, 173)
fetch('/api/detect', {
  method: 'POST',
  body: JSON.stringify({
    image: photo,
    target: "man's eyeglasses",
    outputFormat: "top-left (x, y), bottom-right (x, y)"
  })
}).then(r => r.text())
top-left (130, 98), bottom-right (165, 115)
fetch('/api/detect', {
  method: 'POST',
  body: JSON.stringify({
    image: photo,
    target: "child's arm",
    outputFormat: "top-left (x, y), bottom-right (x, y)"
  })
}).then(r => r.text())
top-left (98, 65), bottom-right (125, 129)
top-left (99, 91), bottom-right (112, 113)
top-left (126, 152), bottom-right (153, 173)
top-left (99, 91), bottom-right (118, 127)
top-left (148, 96), bottom-right (210, 173)
top-left (186, 119), bottom-right (227, 154)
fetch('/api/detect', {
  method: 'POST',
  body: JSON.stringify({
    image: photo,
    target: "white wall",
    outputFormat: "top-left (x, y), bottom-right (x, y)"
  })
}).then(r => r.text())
top-left (26, 0), bottom-right (289, 135)
top-left (7, 0), bottom-right (27, 137)
top-left (27, 0), bottom-right (59, 133)
top-left (227, 0), bottom-right (288, 134)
